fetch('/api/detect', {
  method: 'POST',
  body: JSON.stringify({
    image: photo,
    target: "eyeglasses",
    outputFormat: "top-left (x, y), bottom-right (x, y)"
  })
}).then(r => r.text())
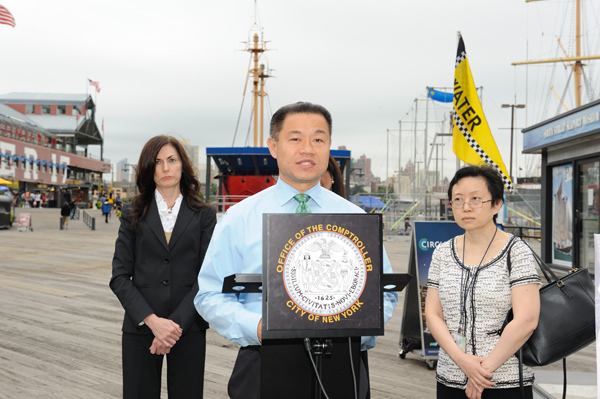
top-left (449, 198), bottom-right (493, 209)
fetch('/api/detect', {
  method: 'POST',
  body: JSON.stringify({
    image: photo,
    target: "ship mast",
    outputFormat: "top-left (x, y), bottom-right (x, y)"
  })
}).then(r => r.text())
top-left (245, 1), bottom-right (270, 147)
top-left (513, 0), bottom-right (600, 108)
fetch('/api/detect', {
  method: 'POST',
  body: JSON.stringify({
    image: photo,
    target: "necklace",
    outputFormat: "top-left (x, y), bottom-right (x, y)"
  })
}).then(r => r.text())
top-left (458, 227), bottom-right (498, 335)
top-left (167, 202), bottom-right (176, 214)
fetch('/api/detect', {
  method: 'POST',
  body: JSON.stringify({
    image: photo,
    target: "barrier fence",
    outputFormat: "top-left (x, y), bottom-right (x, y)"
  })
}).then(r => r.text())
top-left (209, 191), bottom-right (541, 240)
top-left (82, 210), bottom-right (95, 231)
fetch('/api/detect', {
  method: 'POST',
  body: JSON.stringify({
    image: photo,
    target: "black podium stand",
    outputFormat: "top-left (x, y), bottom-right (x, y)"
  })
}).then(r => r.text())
top-left (262, 337), bottom-right (361, 398)
top-left (221, 214), bottom-right (411, 399)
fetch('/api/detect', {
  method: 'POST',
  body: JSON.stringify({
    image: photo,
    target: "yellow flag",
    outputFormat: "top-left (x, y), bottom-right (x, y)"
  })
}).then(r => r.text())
top-left (453, 34), bottom-right (513, 192)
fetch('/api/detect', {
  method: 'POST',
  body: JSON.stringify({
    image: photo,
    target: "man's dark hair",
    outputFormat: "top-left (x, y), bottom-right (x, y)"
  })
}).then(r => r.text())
top-left (269, 102), bottom-right (332, 140)
top-left (447, 164), bottom-right (505, 224)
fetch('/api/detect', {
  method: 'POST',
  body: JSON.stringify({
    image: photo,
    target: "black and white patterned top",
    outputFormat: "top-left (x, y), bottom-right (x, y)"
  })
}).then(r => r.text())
top-left (427, 234), bottom-right (541, 390)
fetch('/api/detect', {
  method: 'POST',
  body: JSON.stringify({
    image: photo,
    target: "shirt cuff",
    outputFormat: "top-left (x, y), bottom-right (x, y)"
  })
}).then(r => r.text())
top-left (238, 311), bottom-right (263, 346)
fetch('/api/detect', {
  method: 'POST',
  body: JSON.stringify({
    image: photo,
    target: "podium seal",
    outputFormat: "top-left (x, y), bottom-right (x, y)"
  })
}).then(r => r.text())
top-left (283, 231), bottom-right (367, 318)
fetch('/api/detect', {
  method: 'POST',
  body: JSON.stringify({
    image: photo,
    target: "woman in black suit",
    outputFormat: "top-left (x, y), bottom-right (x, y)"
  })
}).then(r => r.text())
top-left (110, 135), bottom-right (216, 398)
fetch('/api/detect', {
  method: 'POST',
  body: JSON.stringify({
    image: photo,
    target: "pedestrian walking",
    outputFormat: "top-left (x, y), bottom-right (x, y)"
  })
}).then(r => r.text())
top-left (61, 201), bottom-right (70, 229)
top-left (69, 197), bottom-right (77, 220)
top-left (102, 199), bottom-right (111, 223)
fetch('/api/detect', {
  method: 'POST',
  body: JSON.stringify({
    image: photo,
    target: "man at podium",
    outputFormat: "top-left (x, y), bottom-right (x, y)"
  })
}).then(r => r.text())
top-left (194, 102), bottom-right (398, 399)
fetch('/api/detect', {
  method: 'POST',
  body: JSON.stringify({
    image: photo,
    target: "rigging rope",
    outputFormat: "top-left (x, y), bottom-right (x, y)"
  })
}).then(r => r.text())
top-left (232, 95), bottom-right (247, 147)
top-left (232, 55), bottom-right (254, 146)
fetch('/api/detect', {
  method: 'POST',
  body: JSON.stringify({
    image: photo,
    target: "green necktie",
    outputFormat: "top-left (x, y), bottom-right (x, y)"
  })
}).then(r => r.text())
top-left (293, 194), bottom-right (312, 214)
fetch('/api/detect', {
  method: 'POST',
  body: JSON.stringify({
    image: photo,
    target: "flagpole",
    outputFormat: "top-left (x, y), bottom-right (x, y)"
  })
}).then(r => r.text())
top-left (413, 98), bottom-right (418, 201)
top-left (455, 31), bottom-right (461, 172)
top-left (398, 120), bottom-right (402, 201)
top-left (424, 88), bottom-right (429, 190)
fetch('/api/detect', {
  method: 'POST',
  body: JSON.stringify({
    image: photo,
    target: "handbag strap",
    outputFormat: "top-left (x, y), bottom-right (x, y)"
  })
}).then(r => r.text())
top-left (507, 238), bottom-right (556, 284)
top-left (562, 358), bottom-right (567, 399)
top-left (518, 348), bottom-right (524, 398)
top-left (521, 240), bottom-right (558, 284)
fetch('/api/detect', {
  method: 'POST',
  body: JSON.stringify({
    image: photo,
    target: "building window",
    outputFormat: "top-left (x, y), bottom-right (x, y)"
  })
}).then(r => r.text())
top-left (57, 105), bottom-right (66, 115)
top-left (25, 104), bottom-right (35, 114)
top-left (42, 105), bottom-right (50, 114)
top-left (72, 105), bottom-right (81, 116)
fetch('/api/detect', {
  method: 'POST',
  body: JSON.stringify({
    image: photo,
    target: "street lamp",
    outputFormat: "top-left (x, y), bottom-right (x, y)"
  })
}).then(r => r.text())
top-left (501, 103), bottom-right (525, 182)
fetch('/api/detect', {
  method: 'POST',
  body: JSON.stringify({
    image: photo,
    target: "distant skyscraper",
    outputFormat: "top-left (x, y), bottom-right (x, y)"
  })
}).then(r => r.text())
top-left (180, 139), bottom-right (200, 176)
top-left (116, 158), bottom-right (128, 183)
top-left (352, 154), bottom-right (372, 186)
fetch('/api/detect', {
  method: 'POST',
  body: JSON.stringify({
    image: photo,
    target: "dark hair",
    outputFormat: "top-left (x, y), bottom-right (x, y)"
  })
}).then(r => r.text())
top-left (326, 155), bottom-right (346, 198)
top-left (270, 102), bottom-right (332, 140)
top-left (129, 135), bottom-right (208, 231)
top-left (447, 164), bottom-right (504, 224)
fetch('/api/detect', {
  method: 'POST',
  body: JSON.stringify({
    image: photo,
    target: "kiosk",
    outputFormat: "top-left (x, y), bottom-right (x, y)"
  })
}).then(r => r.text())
top-left (522, 98), bottom-right (600, 273)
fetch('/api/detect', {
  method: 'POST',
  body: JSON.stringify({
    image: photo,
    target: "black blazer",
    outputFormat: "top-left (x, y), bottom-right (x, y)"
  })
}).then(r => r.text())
top-left (110, 198), bottom-right (216, 335)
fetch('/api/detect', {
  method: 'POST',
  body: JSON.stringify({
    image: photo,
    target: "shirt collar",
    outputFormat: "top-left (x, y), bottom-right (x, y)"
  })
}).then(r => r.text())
top-left (154, 189), bottom-right (183, 212)
top-left (274, 178), bottom-right (325, 209)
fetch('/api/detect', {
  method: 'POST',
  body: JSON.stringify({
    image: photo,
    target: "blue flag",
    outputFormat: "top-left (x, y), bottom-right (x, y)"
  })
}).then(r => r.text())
top-left (427, 88), bottom-right (453, 103)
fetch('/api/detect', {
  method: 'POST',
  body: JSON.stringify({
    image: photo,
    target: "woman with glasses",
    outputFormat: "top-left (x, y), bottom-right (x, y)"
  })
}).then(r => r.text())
top-left (425, 165), bottom-right (541, 399)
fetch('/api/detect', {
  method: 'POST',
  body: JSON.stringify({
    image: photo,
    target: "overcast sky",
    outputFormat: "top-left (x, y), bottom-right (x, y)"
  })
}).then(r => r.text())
top-left (1, 0), bottom-right (599, 182)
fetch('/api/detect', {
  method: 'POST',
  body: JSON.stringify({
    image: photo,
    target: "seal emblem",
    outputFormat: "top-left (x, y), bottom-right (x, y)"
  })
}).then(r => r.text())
top-left (283, 231), bottom-right (367, 317)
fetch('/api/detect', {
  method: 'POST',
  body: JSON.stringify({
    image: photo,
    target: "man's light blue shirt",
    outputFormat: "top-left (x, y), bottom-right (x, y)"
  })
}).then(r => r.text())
top-left (194, 179), bottom-right (398, 349)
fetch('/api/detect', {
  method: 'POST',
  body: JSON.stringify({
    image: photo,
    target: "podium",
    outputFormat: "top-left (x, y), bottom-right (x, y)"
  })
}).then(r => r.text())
top-left (222, 214), bottom-right (411, 399)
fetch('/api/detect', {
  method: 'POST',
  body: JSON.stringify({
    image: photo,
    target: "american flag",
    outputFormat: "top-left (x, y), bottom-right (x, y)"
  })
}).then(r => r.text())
top-left (0, 5), bottom-right (15, 27)
top-left (75, 110), bottom-right (80, 122)
top-left (89, 79), bottom-right (101, 93)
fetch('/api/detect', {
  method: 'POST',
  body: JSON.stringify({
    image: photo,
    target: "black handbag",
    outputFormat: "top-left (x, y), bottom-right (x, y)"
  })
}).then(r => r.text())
top-left (504, 240), bottom-right (596, 398)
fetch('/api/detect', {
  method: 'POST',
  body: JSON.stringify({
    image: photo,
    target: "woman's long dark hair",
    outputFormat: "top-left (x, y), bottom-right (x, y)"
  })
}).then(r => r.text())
top-left (129, 135), bottom-right (208, 231)
top-left (327, 155), bottom-right (346, 198)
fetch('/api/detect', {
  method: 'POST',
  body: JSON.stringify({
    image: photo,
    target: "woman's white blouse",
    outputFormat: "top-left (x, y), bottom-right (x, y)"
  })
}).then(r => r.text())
top-left (154, 190), bottom-right (183, 233)
top-left (426, 235), bottom-right (541, 390)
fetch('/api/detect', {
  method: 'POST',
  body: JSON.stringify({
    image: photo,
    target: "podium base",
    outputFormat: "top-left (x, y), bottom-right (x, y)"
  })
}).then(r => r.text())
top-left (261, 337), bottom-right (362, 399)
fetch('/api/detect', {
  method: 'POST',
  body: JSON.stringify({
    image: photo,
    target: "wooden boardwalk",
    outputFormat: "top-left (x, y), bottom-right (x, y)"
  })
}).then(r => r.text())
top-left (0, 207), bottom-right (595, 398)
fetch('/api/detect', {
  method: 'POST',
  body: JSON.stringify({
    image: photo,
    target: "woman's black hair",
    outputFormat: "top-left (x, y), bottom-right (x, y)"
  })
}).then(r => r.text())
top-left (447, 164), bottom-right (504, 224)
top-left (326, 155), bottom-right (346, 198)
top-left (129, 135), bottom-right (208, 231)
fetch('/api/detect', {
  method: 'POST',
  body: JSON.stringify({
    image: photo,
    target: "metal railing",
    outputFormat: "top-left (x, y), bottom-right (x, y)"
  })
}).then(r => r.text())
top-left (73, 206), bottom-right (80, 220)
top-left (82, 210), bottom-right (95, 231)
top-left (503, 225), bottom-right (541, 240)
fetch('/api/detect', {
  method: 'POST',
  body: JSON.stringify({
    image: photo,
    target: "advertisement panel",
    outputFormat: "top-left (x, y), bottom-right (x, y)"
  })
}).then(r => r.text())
top-left (411, 221), bottom-right (464, 357)
top-left (552, 164), bottom-right (573, 266)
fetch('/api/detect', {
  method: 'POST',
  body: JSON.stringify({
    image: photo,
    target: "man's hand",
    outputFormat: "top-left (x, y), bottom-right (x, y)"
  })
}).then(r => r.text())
top-left (257, 318), bottom-right (262, 343)
top-left (143, 314), bottom-right (182, 355)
